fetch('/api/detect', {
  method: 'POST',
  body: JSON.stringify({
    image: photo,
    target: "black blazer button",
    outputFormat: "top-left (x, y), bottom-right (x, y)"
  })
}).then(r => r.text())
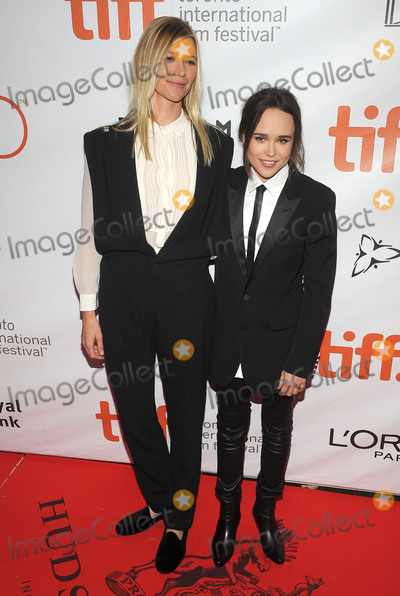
top-left (242, 323), bottom-right (248, 330)
top-left (243, 294), bottom-right (250, 301)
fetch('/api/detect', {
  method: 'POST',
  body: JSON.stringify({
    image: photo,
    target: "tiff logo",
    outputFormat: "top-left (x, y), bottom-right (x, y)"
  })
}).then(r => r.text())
top-left (319, 330), bottom-right (400, 382)
top-left (65, 0), bottom-right (165, 40)
top-left (329, 106), bottom-right (400, 173)
top-left (385, 0), bottom-right (400, 26)
top-left (96, 401), bottom-right (168, 441)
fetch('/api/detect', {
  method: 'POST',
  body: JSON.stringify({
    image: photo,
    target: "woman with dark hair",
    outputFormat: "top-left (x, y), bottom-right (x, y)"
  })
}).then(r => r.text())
top-left (209, 87), bottom-right (336, 566)
top-left (73, 16), bottom-right (233, 573)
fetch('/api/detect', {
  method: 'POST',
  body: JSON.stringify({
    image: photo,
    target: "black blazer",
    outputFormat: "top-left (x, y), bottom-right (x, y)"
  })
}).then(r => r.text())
top-left (209, 166), bottom-right (337, 393)
top-left (84, 125), bottom-right (233, 296)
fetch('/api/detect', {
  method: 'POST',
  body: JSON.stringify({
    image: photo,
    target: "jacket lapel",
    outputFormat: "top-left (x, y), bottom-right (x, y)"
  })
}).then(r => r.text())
top-left (160, 134), bottom-right (206, 256)
top-left (248, 173), bottom-right (302, 283)
top-left (228, 167), bottom-right (248, 278)
top-left (113, 129), bottom-right (156, 255)
top-left (116, 127), bottom-right (204, 259)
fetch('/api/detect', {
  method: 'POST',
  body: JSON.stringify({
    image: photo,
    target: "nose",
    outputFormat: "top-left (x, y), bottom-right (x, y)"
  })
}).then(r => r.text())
top-left (264, 141), bottom-right (276, 157)
top-left (173, 59), bottom-right (186, 77)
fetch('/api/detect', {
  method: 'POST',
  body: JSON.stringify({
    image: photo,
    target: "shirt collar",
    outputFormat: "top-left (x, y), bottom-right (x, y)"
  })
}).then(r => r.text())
top-left (149, 110), bottom-right (189, 138)
top-left (248, 164), bottom-right (289, 200)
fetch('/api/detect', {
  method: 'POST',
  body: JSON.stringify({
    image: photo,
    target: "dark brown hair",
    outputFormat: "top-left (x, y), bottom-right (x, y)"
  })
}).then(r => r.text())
top-left (238, 87), bottom-right (304, 177)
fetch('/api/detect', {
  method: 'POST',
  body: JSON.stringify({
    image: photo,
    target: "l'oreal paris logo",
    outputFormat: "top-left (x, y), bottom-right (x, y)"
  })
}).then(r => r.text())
top-left (385, 0), bottom-right (400, 26)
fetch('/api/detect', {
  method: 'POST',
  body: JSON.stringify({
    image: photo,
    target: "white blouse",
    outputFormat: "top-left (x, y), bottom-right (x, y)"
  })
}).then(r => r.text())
top-left (73, 111), bottom-right (197, 311)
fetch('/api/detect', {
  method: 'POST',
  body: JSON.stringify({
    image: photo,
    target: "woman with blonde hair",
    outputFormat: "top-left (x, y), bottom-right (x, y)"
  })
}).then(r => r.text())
top-left (73, 16), bottom-right (233, 573)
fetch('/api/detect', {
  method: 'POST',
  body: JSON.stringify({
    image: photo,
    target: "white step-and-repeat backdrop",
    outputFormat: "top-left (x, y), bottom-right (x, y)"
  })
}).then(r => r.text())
top-left (1, 0), bottom-right (399, 495)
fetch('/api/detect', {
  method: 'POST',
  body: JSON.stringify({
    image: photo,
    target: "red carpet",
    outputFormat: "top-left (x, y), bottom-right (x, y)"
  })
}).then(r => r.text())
top-left (0, 451), bottom-right (397, 595)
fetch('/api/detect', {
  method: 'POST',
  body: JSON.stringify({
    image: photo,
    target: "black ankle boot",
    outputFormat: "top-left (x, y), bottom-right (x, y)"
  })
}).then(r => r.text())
top-left (252, 501), bottom-right (285, 565)
top-left (211, 500), bottom-right (241, 567)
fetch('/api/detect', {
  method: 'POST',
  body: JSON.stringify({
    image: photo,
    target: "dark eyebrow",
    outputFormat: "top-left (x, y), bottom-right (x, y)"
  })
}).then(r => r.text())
top-left (253, 132), bottom-right (293, 139)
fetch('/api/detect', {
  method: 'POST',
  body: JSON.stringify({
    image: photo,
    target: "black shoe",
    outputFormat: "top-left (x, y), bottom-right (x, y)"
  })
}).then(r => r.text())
top-left (211, 501), bottom-right (241, 567)
top-left (252, 505), bottom-right (285, 564)
top-left (115, 507), bottom-right (163, 536)
top-left (155, 529), bottom-right (188, 574)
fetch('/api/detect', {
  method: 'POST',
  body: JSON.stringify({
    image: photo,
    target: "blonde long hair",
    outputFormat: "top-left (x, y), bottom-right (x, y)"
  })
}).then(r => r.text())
top-left (115, 17), bottom-right (214, 165)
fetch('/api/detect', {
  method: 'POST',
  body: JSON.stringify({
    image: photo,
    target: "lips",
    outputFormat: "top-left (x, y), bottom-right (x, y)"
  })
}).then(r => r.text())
top-left (167, 80), bottom-right (187, 89)
top-left (260, 160), bottom-right (277, 167)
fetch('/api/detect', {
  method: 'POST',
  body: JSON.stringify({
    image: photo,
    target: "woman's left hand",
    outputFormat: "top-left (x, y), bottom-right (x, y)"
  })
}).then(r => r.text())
top-left (278, 370), bottom-right (306, 396)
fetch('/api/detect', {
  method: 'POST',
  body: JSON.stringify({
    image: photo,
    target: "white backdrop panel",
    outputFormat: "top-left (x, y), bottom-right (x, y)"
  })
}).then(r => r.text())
top-left (1, 0), bottom-right (399, 495)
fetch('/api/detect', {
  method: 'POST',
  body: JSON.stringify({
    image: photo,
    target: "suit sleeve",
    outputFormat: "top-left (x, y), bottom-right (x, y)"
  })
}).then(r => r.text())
top-left (207, 131), bottom-right (234, 252)
top-left (283, 188), bottom-right (337, 378)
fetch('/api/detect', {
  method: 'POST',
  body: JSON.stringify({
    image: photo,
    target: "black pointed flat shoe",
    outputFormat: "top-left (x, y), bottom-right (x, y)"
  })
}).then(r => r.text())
top-left (115, 507), bottom-right (163, 536)
top-left (155, 529), bottom-right (188, 574)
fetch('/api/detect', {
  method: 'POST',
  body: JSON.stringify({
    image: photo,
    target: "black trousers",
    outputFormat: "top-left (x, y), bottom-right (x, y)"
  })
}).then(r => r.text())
top-left (215, 378), bottom-right (294, 504)
top-left (99, 271), bottom-right (214, 529)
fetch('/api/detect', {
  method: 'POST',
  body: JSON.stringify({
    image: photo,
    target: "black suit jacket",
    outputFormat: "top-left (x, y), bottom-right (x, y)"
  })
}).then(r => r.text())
top-left (84, 125), bottom-right (233, 296)
top-left (209, 166), bottom-right (337, 393)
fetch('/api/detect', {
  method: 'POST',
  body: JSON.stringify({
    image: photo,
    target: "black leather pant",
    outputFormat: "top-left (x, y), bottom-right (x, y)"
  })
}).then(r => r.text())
top-left (215, 378), bottom-right (294, 505)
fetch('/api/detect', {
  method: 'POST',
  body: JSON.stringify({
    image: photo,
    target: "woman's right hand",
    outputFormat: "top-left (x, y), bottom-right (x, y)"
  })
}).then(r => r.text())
top-left (81, 311), bottom-right (104, 360)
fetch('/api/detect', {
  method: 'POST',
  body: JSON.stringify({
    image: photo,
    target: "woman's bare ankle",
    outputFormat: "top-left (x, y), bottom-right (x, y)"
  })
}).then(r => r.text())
top-left (165, 529), bottom-right (184, 539)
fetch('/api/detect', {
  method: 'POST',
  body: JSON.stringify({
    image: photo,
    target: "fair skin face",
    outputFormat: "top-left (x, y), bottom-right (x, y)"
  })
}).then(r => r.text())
top-left (152, 38), bottom-right (197, 125)
top-left (245, 107), bottom-right (294, 181)
top-left (81, 37), bottom-right (198, 540)
top-left (245, 108), bottom-right (306, 397)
